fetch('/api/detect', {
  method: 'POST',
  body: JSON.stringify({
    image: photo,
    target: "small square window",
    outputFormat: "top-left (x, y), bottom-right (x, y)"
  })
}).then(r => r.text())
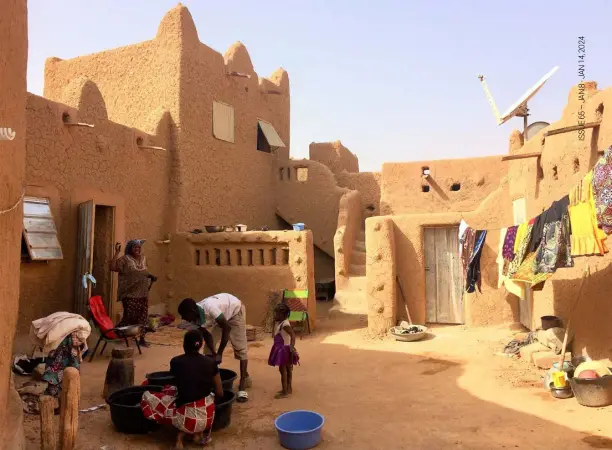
top-left (297, 167), bottom-right (308, 182)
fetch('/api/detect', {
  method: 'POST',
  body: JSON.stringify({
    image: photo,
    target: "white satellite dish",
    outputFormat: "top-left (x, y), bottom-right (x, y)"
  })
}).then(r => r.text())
top-left (478, 66), bottom-right (559, 135)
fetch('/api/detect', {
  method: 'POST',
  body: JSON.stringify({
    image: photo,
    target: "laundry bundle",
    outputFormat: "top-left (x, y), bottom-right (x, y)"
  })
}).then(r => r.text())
top-left (29, 311), bottom-right (91, 354)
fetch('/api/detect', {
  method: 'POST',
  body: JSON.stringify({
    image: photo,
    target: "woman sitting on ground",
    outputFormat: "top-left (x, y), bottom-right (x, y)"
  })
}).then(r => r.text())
top-left (141, 330), bottom-right (224, 449)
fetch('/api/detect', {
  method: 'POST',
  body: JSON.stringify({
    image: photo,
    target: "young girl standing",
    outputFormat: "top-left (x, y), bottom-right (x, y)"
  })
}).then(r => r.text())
top-left (268, 303), bottom-right (299, 398)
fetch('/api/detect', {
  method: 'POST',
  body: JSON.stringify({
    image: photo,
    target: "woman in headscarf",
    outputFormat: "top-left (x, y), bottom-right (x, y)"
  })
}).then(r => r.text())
top-left (110, 239), bottom-right (156, 347)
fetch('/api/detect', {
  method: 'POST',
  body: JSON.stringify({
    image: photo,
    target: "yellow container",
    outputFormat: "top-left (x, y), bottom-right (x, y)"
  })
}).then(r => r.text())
top-left (552, 371), bottom-right (567, 388)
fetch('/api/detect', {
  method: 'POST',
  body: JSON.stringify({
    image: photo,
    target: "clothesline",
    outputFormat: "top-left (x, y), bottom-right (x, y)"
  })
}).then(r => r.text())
top-left (459, 147), bottom-right (612, 294)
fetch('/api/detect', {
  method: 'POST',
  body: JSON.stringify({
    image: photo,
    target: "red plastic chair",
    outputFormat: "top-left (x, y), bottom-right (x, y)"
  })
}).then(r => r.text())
top-left (88, 296), bottom-right (142, 362)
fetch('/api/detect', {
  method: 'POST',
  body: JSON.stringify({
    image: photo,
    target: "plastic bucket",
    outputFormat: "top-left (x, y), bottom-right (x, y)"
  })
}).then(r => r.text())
top-left (275, 410), bottom-right (324, 449)
top-left (106, 385), bottom-right (163, 434)
top-left (292, 223), bottom-right (305, 231)
top-left (212, 390), bottom-right (236, 431)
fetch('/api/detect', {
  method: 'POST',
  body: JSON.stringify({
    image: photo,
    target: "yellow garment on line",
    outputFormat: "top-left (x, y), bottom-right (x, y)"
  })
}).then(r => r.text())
top-left (513, 222), bottom-right (529, 254)
top-left (568, 171), bottom-right (607, 256)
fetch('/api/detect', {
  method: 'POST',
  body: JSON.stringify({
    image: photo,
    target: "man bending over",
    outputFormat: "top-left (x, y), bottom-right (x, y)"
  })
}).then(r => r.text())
top-left (178, 293), bottom-right (251, 402)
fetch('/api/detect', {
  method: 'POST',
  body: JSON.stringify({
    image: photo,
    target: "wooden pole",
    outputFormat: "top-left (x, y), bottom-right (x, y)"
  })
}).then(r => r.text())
top-left (39, 395), bottom-right (57, 450)
top-left (501, 152), bottom-right (542, 161)
top-left (544, 121), bottom-right (600, 137)
top-left (395, 275), bottom-right (413, 325)
top-left (59, 367), bottom-right (80, 450)
top-left (557, 263), bottom-right (590, 370)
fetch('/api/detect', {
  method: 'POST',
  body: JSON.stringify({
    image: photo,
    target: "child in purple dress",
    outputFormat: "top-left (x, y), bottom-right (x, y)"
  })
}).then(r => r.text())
top-left (268, 303), bottom-right (299, 398)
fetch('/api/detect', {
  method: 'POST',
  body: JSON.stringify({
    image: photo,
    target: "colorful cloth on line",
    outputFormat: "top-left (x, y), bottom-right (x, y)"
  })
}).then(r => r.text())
top-left (460, 227), bottom-right (476, 281)
top-left (534, 215), bottom-right (573, 273)
top-left (510, 252), bottom-right (552, 286)
top-left (528, 196), bottom-right (570, 254)
top-left (41, 333), bottom-right (84, 397)
top-left (507, 224), bottom-right (533, 278)
top-left (141, 385), bottom-right (215, 436)
top-left (593, 146), bottom-right (612, 234)
top-left (569, 171), bottom-right (608, 256)
top-left (502, 225), bottom-right (518, 261)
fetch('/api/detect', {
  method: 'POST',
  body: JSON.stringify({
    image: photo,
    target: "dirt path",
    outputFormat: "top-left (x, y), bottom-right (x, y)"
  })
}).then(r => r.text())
top-left (20, 307), bottom-right (612, 449)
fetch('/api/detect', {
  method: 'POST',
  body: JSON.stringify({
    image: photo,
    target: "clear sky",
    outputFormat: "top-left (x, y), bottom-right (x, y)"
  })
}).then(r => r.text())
top-left (27, 0), bottom-right (612, 172)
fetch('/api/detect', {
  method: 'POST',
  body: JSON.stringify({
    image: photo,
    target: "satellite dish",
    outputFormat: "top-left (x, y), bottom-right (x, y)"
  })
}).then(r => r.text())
top-left (478, 66), bottom-right (559, 134)
top-left (525, 121), bottom-right (550, 141)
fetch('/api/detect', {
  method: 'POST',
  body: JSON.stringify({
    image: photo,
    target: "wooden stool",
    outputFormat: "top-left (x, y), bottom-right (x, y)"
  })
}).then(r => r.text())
top-left (102, 347), bottom-right (134, 399)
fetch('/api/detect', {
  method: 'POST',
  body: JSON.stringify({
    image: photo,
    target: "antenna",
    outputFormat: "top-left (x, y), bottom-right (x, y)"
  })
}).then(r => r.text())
top-left (478, 66), bottom-right (559, 137)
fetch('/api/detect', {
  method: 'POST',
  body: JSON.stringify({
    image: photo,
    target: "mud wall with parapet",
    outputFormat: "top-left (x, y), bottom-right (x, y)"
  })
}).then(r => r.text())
top-left (366, 183), bottom-right (517, 333)
top-left (276, 160), bottom-right (348, 257)
top-left (335, 171), bottom-right (382, 219)
top-left (334, 190), bottom-right (362, 290)
top-left (18, 92), bottom-right (171, 336)
top-left (507, 81), bottom-right (612, 359)
top-left (0, 0), bottom-right (27, 448)
top-left (43, 4), bottom-right (289, 232)
top-left (380, 156), bottom-right (506, 216)
top-left (309, 141), bottom-right (359, 175)
top-left (166, 230), bottom-right (316, 329)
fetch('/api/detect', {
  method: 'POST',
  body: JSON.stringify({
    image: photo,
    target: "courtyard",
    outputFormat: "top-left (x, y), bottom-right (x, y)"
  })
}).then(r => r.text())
top-left (21, 305), bottom-right (612, 450)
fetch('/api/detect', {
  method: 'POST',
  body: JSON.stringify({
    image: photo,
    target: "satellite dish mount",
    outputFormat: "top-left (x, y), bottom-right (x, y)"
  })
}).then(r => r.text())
top-left (478, 66), bottom-right (559, 137)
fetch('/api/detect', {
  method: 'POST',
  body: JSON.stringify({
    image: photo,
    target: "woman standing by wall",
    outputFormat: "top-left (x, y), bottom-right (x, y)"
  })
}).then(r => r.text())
top-left (110, 239), bottom-right (156, 347)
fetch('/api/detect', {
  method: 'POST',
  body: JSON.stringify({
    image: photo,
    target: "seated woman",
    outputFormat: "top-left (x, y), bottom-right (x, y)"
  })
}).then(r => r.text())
top-left (141, 330), bottom-right (223, 449)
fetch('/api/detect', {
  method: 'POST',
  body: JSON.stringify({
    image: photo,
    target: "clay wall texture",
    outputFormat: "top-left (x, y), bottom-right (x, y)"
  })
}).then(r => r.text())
top-left (167, 231), bottom-right (316, 329)
top-left (506, 81), bottom-right (612, 359)
top-left (334, 190), bottom-right (362, 290)
top-left (309, 141), bottom-right (359, 175)
top-left (20, 93), bottom-right (171, 333)
top-left (0, 0), bottom-right (27, 448)
top-left (335, 171), bottom-right (382, 218)
top-left (43, 5), bottom-right (289, 232)
top-left (380, 156), bottom-right (507, 216)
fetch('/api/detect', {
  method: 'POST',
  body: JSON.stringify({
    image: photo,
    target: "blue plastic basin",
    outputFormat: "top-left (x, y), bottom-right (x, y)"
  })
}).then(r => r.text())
top-left (275, 410), bottom-right (324, 450)
top-left (292, 223), bottom-right (305, 231)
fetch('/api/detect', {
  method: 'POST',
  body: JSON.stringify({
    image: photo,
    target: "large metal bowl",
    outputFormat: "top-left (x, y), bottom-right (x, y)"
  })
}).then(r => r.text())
top-left (389, 325), bottom-right (428, 342)
top-left (204, 225), bottom-right (225, 233)
top-left (116, 325), bottom-right (141, 337)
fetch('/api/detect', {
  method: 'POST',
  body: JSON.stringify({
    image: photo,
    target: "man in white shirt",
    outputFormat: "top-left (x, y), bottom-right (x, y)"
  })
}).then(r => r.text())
top-left (178, 293), bottom-right (251, 402)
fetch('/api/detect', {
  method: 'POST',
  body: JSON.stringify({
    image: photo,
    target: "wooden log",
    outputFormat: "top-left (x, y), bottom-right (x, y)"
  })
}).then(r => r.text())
top-left (103, 347), bottom-right (134, 398)
top-left (39, 395), bottom-right (57, 450)
top-left (59, 367), bottom-right (80, 450)
top-left (501, 152), bottom-right (542, 161)
top-left (544, 121), bottom-right (600, 137)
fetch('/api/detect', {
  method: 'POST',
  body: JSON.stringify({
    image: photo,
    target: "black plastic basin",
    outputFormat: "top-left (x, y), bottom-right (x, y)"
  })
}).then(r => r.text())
top-left (219, 368), bottom-right (238, 392)
top-left (213, 390), bottom-right (236, 431)
top-left (146, 371), bottom-right (175, 386)
top-left (106, 385), bottom-right (163, 434)
top-left (570, 373), bottom-right (612, 407)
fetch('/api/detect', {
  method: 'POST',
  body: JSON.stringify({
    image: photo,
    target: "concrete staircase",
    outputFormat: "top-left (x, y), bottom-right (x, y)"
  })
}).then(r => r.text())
top-left (331, 229), bottom-right (368, 316)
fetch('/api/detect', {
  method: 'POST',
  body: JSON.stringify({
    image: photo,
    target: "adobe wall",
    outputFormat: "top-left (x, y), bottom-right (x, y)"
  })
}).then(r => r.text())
top-left (380, 156), bottom-right (506, 215)
top-left (0, 0), bottom-right (27, 448)
top-left (367, 183), bottom-right (516, 334)
top-left (506, 81), bottom-right (612, 359)
top-left (309, 141), bottom-right (359, 175)
top-left (336, 171), bottom-right (382, 218)
top-left (276, 159), bottom-right (349, 257)
top-left (334, 190), bottom-right (362, 289)
top-left (43, 5), bottom-right (289, 232)
top-left (166, 230), bottom-right (316, 329)
top-left (177, 5), bottom-right (290, 231)
top-left (18, 92), bottom-right (171, 335)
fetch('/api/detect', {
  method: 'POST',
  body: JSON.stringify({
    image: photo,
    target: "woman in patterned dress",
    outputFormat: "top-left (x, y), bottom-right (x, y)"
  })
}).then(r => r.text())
top-left (110, 239), bottom-right (156, 347)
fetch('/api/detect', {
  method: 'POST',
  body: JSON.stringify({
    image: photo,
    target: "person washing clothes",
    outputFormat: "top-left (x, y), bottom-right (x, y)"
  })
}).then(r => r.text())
top-left (178, 293), bottom-right (252, 403)
top-left (141, 330), bottom-right (223, 448)
top-left (268, 303), bottom-right (299, 398)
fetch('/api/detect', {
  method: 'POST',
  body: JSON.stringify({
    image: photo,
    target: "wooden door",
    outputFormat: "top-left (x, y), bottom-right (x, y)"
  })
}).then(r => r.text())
top-left (424, 227), bottom-right (464, 324)
top-left (512, 197), bottom-right (532, 328)
top-left (74, 200), bottom-right (95, 317)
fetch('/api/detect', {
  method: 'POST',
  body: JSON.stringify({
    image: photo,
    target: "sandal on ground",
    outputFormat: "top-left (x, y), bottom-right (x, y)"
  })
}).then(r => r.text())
top-left (236, 391), bottom-right (249, 403)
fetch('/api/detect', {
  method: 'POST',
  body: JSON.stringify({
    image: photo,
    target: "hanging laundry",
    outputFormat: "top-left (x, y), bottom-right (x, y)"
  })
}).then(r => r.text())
top-left (461, 226), bottom-right (476, 281)
top-left (507, 223), bottom-right (533, 277)
top-left (534, 214), bottom-right (573, 273)
top-left (528, 196), bottom-right (570, 253)
top-left (466, 230), bottom-right (487, 294)
top-left (497, 228), bottom-right (507, 288)
top-left (458, 219), bottom-right (469, 262)
top-left (569, 171), bottom-right (607, 256)
top-left (510, 252), bottom-right (552, 286)
top-left (502, 225), bottom-right (518, 261)
top-left (592, 146), bottom-right (612, 234)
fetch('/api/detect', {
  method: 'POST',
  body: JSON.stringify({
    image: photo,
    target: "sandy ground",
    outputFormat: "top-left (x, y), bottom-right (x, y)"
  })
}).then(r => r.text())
top-left (19, 303), bottom-right (612, 450)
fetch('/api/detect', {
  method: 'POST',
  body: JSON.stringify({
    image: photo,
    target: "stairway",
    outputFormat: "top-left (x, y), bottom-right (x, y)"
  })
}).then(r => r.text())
top-left (330, 229), bottom-right (368, 316)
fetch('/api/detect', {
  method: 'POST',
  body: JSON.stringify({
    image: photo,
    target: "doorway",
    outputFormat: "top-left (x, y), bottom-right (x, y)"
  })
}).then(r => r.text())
top-left (424, 226), bottom-right (464, 324)
top-left (74, 201), bottom-right (116, 318)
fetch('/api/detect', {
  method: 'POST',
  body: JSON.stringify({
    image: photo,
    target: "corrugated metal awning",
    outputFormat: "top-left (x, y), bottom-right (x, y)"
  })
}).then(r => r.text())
top-left (23, 196), bottom-right (63, 260)
top-left (258, 120), bottom-right (286, 148)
